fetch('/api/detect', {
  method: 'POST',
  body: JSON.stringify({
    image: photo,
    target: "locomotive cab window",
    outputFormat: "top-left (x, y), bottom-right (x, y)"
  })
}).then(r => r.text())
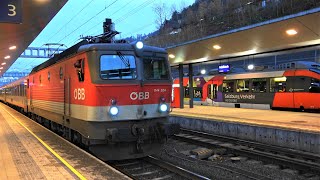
top-left (143, 57), bottom-right (169, 80)
top-left (100, 54), bottom-right (137, 79)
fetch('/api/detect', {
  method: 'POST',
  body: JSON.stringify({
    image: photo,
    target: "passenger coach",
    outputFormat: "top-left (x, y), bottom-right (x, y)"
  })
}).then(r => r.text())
top-left (172, 61), bottom-right (320, 111)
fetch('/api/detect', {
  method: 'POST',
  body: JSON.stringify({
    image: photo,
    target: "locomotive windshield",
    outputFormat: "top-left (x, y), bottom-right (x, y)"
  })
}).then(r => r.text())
top-left (100, 54), bottom-right (137, 79)
top-left (143, 58), bottom-right (169, 80)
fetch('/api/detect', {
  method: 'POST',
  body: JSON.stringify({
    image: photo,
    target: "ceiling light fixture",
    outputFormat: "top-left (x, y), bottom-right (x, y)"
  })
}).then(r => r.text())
top-left (169, 54), bottom-right (175, 58)
top-left (9, 46), bottom-right (16, 50)
top-left (0, 67), bottom-right (3, 70)
top-left (4, 56), bottom-right (10, 59)
top-left (286, 29), bottom-right (297, 36)
top-left (213, 45), bottom-right (221, 50)
top-left (248, 64), bottom-right (255, 70)
top-left (1, 62), bottom-right (6, 65)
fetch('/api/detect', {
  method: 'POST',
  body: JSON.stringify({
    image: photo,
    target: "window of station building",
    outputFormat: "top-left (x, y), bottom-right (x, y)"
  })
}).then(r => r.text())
top-left (236, 79), bottom-right (249, 92)
top-left (48, 71), bottom-right (50, 81)
top-left (252, 78), bottom-right (267, 93)
top-left (270, 77), bottom-right (287, 92)
top-left (39, 75), bottom-right (42, 84)
top-left (100, 54), bottom-right (137, 80)
top-left (222, 81), bottom-right (235, 93)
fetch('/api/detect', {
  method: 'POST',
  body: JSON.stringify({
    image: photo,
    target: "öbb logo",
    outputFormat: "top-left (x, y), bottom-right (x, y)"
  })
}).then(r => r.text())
top-left (74, 88), bottom-right (85, 100)
top-left (130, 92), bottom-right (149, 100)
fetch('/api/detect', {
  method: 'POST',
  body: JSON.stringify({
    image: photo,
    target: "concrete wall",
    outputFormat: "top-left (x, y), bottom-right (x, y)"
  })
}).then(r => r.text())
top-left (169, 115), bottom-right (320, 154)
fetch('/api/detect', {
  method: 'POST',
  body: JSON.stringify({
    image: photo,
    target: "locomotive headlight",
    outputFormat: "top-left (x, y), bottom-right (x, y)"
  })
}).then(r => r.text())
top-left (159, 103), bottom-right (168, 112)
top-left (136, 41), bottom-right (144, 49)
top-left (109, 106), bottom-right (119, 116)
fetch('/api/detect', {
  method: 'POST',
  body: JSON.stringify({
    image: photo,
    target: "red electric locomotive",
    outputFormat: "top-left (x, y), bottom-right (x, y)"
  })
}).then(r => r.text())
top-left (172, 61), bottom-right (320, 111)
top-left (0, 20), bottom-right (179, 160)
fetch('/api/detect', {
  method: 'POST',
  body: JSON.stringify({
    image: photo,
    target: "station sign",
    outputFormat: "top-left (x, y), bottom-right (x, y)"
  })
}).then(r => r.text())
top-left (218, 64), bottom-right (230, 73)
top-left (0, 0), bottom-right (22, 23)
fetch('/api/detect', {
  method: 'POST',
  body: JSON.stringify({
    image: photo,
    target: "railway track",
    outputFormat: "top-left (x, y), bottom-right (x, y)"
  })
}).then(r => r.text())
top-left (110, 156), bottom-right (210, 180)
top-left (173, 128), bottom-right (320, 176)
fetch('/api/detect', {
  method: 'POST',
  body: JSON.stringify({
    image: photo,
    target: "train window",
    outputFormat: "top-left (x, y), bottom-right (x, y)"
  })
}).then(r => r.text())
top-left (184, 87), bottom-right (203, 98)
top-left (143, 58), bottom-right (169, 80)
top-left (74, 59), bottom-right (84, 82)
top-left (26, 79), bottom-right (29, 88)
top-left (270, 77), bottom-right (287, 92)
top-left (48, 71), bottom-right (50, 81)
top-left (236, 79), bottom-right (249, 92)
top-left (222, 81), bottom-right (234, 93)
top-left (309, 78), bottom-right (320, 93)
top-left (184, 87), bottom-right (189, 98)
top-left (252, 78), bottom-right (267, 93)
top-left (59, 67), bottom-right (63, 79)
top-left (100, 54), bottom-right (137, 79)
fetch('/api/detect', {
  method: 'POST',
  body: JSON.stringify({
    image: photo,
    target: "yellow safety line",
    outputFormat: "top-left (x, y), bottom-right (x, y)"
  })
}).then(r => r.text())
top-left (2, 107), bottom-right (87, 180)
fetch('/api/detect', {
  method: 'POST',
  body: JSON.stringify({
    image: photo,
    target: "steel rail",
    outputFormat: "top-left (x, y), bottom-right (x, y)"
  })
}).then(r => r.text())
top-left (180, 128), bottom-right (320, 163)
top-left (145, 156), bottom-right (211, 180)
top-left (174, 129), bottom-right (320, 175)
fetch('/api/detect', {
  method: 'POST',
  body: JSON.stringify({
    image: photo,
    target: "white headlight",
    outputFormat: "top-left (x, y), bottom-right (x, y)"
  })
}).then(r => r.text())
top-left (160, 104), bottom-right (168, 112)
top-left (110, 106), bottom-right (119, 116)
top-left (136, 41), bottom-right (144, 49)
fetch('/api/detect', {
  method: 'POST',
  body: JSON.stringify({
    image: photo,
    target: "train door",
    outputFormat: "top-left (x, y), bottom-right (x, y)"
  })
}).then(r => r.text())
top-left (272, 75), bottom-right (294, 108)
top-left (30, 77), bottom-right (33, 111)
top-left (286, 76), bottom-right (295, 108)
top-left (292, 75), bottom-right (315, 110)
top-left (64, 77), bottom-right (70, 116)
top-left (207, 84), bottom-right (217, 100)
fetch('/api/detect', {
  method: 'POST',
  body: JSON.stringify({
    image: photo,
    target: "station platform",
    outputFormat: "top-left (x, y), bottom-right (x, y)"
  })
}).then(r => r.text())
top-left (169, 105), bottom-right (320, 154)
top-left (171, 106), bottom-right (320, 133)
top-left (0, 104), bottom-right (129, 180)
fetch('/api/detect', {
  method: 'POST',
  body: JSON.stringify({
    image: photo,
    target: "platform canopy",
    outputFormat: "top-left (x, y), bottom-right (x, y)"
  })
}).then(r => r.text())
top-left (167, 8), bottom-right (320, 66)
top-left (0, 0), bottom-right (67, 77)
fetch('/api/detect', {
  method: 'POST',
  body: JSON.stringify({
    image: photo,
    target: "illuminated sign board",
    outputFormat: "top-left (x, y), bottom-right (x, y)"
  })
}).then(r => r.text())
top-left (0, 0), bottom-right (22, 23)
top-left (218, 64), bottom-right (230, 73)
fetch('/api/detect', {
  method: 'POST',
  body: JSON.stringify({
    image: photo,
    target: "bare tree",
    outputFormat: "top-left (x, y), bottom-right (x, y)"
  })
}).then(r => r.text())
top-left (152, 2), bottom-right (168, 30)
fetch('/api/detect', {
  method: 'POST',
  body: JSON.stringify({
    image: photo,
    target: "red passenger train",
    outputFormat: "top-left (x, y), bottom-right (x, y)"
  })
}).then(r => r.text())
top-left (0, 29), bottom-right (179, 160)
top-left (172, 61), bottom-right (320, 111)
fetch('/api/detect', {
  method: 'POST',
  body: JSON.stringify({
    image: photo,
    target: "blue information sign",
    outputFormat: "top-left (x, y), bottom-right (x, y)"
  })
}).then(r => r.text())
top-left (218, 64), bottom-right (230, 73)
top-left (0, 0), bottom-right (22, 23)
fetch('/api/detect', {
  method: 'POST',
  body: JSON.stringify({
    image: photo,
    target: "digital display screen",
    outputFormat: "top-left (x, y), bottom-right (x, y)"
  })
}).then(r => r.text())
top-left (218, 64), bottom-right (230, 73)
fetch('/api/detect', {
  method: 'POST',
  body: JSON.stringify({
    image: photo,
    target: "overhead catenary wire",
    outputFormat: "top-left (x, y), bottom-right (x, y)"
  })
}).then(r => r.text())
top-left (45, 0), bottom-right (95, 44)
top-left (56, 0), bottom-right (119, 45)
top-left (82, 0), bottom-right (156, 40)
top-left (84, 0), bottom-right (136, 36)
top-left (114, 0), bottom-right (155, 24)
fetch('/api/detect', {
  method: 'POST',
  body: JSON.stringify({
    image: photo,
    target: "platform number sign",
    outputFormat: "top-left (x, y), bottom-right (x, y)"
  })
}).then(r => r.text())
top-left (0, 0), bottom-right (22, 23)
